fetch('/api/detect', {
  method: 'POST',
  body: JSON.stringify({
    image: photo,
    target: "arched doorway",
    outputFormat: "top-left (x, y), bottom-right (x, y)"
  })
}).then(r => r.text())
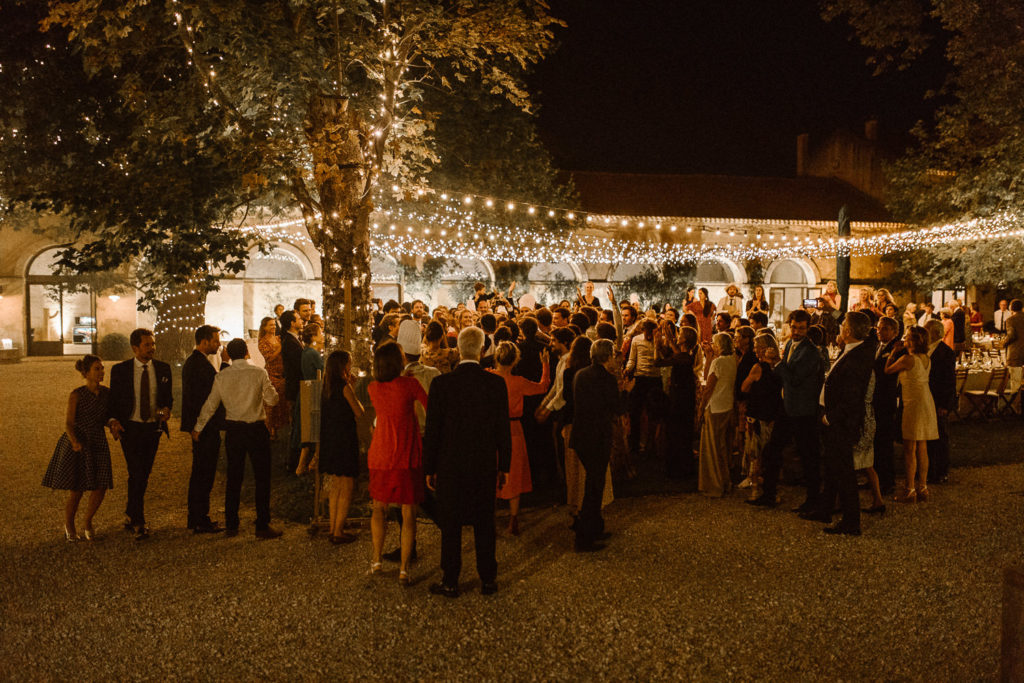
top-left (224, 243), bottom-right (319, 337)
top-left (765, 258), bottom-right (817, 320)
top-left (695, 258), bottom-right (746, 306)
top-left (527, 262), bottom-right (582, 306)
top-left (25, 247), bottom-right (97, 356)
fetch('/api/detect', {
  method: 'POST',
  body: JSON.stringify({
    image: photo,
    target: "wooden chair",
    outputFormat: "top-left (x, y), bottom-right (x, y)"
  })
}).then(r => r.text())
top-left (963, 367), bottom-right (1006, 419)
top-left (950, 367), bottom-right (969, 421)
top-left (997, 369), bottom-right (1021, 416)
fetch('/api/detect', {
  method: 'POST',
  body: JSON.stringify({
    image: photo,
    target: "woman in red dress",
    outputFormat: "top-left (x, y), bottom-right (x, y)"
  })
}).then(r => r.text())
top-left (367, 342), bottom-right (428, 585)
top-left (488, 341), bottom-right (550, 536)
top-left (257, 317), bottom-right (289, 439)
top-left (686, 287), bottom-right (716, 348)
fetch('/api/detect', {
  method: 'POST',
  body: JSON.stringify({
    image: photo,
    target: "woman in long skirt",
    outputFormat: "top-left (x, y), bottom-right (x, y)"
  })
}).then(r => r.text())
top-left (698, 333), bottom-right (737, 497)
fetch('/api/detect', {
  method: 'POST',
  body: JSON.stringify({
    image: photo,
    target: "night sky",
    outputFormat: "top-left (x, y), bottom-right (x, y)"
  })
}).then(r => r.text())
top-left (529, 0), bottom-right (944, 178)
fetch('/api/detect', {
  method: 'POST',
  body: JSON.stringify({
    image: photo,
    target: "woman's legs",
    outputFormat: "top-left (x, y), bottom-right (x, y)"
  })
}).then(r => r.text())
top-left (399, 504), bottom-right (417, 575)
top-left (64, 491), bottom-right (84, 535)
top-left (82, 489), bottom-right (106, 531)
top-left (864, 467), bottom-right (884, 507)
top-left (903, 440), bottom-right (918, 491)
top-left (916, 440), bottom-right (930, 490)
top-left (370, 500), bottom-right (387, 564)
top-left (331, 476), bottom-right (355, 537)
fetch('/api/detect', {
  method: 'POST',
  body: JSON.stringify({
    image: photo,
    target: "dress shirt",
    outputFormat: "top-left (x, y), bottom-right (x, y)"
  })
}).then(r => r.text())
top-left (995, 308), bottom-right (1011, 332)
top-left (820, 340), bottom-right (865, 408)
top-left (194, 359), bottom-right (279, 433)
top-left (541, 353), bottom-right (569, 412)
top-left (626, 335), bottom-right (659, 378)
top-left (131, 358), bottom-right (158, 423)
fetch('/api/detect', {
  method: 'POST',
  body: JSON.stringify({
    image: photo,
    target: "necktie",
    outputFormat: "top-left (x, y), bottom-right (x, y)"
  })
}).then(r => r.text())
top-left (140, 364), bottom-right (152, 421)
top-left (786, 341), bottom-right (795, 362)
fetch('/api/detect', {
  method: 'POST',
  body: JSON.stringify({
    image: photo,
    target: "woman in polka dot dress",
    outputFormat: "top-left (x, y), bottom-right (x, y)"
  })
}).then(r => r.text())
top-left (42, 354), bottom-right (117, 541)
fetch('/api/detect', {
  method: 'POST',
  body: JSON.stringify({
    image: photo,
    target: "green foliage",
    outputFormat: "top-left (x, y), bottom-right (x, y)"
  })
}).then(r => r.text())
top-left (882, 237), bottom-right (1024, 294)
top-left (492, 262), bottom-right (531, 293)
top-left (823, 0), bottom-right (1024, 225)
top-left (399, 256), bottom-right (450, 295)
top-left (618, 262), bottom-right (696, 310)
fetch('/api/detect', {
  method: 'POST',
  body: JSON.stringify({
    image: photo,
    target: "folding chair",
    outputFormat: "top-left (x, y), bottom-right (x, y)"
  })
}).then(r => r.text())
top-left (949, 367), bottom-right (968, 421)
top-left (963, 368), bottom-right (1002, 419)
top-left (997, 368), bottom-right (1021, 416)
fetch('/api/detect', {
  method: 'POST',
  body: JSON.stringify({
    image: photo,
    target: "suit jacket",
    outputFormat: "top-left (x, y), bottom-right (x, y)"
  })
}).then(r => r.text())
top-left (281, 331), bottom-right (303, 401)
top-left (823, 339), bottom-right (877, 441)
top-left (951, 308), bottom-right (966, 344)
top-left (569, 363), bottom-right (629, 461)
top-left (772, 339), bottom-right (824, 417)
top-left (109, 357), bottom-right (173, 432)
top-left (1005, 312), bottom-right (1024, 367)
top-left (180, 350), bottom-right (224, 433)
top-left (928, 342), bottom-right (957, 411)
top-left (423, 362), bottom-right (511, 520)
top-left (871, 339), bottom-right (902, 408)
top-left (514, 337), bottom-right (546, 382)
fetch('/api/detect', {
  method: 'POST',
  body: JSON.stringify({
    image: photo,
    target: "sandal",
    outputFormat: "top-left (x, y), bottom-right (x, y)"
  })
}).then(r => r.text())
top-left (917, 487), bottom-right (930, 503)
top-left (398, 570), bottom-right (410, 587)
top-left (895, 488), bottom-right (917, 504)
top-left (369, 561), bottom-right (383, 576)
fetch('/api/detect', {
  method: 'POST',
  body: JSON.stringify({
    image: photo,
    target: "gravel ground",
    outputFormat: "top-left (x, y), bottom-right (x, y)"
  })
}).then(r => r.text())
top-left (2, 358), bottom-right (1022, 680)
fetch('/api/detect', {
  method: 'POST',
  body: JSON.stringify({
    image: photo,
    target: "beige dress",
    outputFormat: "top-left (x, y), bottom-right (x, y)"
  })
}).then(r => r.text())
top-left (899, 354), bottom-right (939, 441)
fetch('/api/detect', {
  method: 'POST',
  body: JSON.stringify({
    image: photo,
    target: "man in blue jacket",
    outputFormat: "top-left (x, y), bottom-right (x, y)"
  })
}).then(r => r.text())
top-left (747, 309), bottom-right (824, 511)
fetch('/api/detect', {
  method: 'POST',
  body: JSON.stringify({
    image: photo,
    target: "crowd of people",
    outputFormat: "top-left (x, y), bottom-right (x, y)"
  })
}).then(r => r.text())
top-left (42, 280), bottom-right (1024, 596)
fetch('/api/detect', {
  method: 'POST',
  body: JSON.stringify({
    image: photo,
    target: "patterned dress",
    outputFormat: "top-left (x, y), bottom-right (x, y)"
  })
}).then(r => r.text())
top-left (42, 386), bottom-right (114, 491)
top-left (258, 334), bottom-right (290, 432)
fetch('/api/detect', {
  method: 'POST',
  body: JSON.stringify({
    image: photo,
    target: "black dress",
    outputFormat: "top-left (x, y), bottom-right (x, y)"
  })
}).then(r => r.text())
top-left (656, 350), bottom-right (697, 477)
top-left (318, 386), bottom-right (360, 477)
top-left (42, 386), bottom-right (114, 491)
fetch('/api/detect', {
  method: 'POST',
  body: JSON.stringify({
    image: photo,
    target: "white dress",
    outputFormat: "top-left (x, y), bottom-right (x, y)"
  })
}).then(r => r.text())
top-left (899, 354), bottom-right (939, 441)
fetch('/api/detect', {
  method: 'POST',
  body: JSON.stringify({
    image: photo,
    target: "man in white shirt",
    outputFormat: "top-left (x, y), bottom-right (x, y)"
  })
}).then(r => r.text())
top-left (717, 283), bottom-right (744, 318)
top-left (193, 339), bottom-right (282, 539)
top-left (994, 299), bottom-right (1011, 333)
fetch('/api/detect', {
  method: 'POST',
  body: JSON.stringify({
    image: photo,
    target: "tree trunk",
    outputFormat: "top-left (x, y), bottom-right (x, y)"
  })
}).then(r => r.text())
top-left (304, 93), bottom-right (374, 374)
top-left (154, 279), bottom-right (208, 364)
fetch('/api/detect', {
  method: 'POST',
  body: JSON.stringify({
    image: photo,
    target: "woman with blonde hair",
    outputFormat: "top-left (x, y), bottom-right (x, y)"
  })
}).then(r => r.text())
top-left (820, 280), bottom-right (842, 314)
top-left (884, 326), bottom-right (939, 503)
top-left (697, 332), bottom-right (738, 497)
top-left (488, 341), bottom-right (550, 534)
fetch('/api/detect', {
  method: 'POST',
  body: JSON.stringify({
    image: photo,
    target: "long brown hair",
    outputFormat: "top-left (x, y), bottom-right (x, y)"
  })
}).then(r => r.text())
top-left (323, 350), bottom-right (351, 400)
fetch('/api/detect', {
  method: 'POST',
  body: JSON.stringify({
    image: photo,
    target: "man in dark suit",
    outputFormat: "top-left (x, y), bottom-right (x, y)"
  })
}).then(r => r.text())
top-left (107, 328), bottom-right (172, 539)
top-left (951, 299), bottom-right (966, 358)
top-left (570, 339), bottom-right (634, 551)
top-left (423, 326), bottom-right (511, 598)
top-left (813, 312), bottom-right (877, 535)
top-left (180, 325), bottom-right (225, 534)
top-left (924, 319), bottom-right (957, 483)
top-left (872, 316), bottom-right (903, 495)
top-left (748, 309), bottom-right (824, 511)
top-left (279, 309), bottom-right (304, 470)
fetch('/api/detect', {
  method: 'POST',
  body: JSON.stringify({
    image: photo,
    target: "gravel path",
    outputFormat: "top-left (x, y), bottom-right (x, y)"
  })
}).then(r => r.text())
top-left (1, 359), bottom-right (1020, 680)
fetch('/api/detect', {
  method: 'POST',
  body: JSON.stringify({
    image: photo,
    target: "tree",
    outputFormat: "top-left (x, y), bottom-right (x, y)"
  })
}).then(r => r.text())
top-left (42, 0), bottom-right (562, 368)
top-left (0, 0), bottom-right (272, 359)
top-left (618, 262), bottom-right (696, 311)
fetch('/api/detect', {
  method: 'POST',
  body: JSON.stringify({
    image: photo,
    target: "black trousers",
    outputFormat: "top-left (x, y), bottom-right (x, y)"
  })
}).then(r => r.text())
top-left (872, 401), bottom-right (897, 492)
top-left (187, 428), bottom-right (221, 527)
top-left (820, 424), bottom-right (860, 529)
top-left (926, 412), bottom-right (950, 481)
top-left (629, 376), bottom-right (664, 453)
top-left (576, 450), bottom-right (609, 545)
top-left (665, 387), bottom-right (696, 476)
top-left (121, 421), bottom-right (162, 527)
top-left (439, 511), bottom-right (497, 587)
top-left (224, 421), bottom-right (272, 531)
top-left (760, 413), bottom-right (821, 504)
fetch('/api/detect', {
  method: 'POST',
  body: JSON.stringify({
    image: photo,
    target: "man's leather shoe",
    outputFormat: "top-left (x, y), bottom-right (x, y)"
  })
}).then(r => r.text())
top-left (574, 541), bottom-right (606, 553)
top-left (798, 510), bottom-right (831, 523)
top-left (745, 496), bottom-right (777, 508)
top-left (224, 527), bottom-right (239, 537)
top-left (823, 525), bottom-right (861, 537)
top-left (383, 546), bottom-right (417, 562)
top-left (193, 522), bottom-right (223, 534)
top-left (428, 582), bottom-right (460, 598)
top-left (255, 526), bottom-right (283, 540)
top-left (480, 582), bottom-right (498, 596)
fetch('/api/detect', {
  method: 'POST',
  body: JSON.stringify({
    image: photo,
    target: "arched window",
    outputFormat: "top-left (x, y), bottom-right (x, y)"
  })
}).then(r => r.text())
top-left (244, 244), bottom-right (315, 280)
top-left (767, 260), bottom-right (807, 284)
top-left (695, 261), bottom-right (730, 282)
top-left (25, 247), bottom-right (96, 356)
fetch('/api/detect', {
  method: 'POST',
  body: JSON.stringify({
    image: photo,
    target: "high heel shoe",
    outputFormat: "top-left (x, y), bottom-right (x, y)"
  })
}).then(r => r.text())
top-left (369, 561), bottom-right (383, 576)
top-left (64, 526), bottom-right (79, 542)
top-left (398, 570), bottom-right (410, 587)
top-left (81, 526), bottom-right (96, 541)
top-left (895, 488), bottom-right (917, 504)
top-left (917, 486), bottom-right (930, 503)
